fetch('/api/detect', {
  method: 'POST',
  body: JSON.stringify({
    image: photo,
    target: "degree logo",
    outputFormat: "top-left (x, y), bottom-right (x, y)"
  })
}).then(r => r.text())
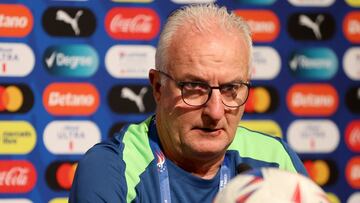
top-left (245, 86), bottom-right (278, 114)
top-left (345, 120), bottom-right (360, 153)
top-left (251, 46), bottom-right (281, 80)
top-left (46, 161), bottom-right (77, 191)
top-left (345, 86), bottom-right (360, 114)
top-left (343, 47), bottom-right (360, 80)
top-left (0, 160), bottom-right (37, 193)
top-left (0, 4), bottom-right (33, 37)
top-left (43, 83), bottom-right (100, 116)
top-left (303, 159), bottom-right (338, 186)
top-left (235, 10), bottom-right (280, 42)
top-left (105, 7), bottom-right (160, 40)
top-left (0, 84), bottom-right (34, 114)
top-left (0, 43), bottom-right (35, 77)
top-left (286, 83), bottom-right (338, 116)
top-left (239, 120), bottom-right (282, 138)
top-left (0, 121), bottom-right (36, 154)
top-left (343, 11), bottom-right (360, 43)
top-left (346, 156), bottom-right (360, 189)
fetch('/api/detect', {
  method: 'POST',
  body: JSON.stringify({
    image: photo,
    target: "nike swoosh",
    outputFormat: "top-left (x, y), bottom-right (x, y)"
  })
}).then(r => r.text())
top-left (45, 52), bottom-right (56, 68)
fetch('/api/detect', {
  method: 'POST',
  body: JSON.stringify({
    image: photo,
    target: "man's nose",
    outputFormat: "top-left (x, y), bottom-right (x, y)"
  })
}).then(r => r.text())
top-left (202, 90), bottom-right (225, 121)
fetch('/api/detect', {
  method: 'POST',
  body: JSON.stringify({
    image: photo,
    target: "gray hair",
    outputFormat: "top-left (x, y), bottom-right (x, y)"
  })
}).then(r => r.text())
top-left (155, 3), bottom-right (252, 75)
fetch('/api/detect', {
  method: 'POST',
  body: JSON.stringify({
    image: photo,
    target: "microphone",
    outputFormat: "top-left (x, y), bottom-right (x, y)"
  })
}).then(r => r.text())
top-left (236, 163), bottom-right (252, 174)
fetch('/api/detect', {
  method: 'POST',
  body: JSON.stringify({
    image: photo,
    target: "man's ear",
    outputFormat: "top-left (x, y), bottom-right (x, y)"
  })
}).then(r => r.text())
top-left (149, 69), bottom-right (161, 103)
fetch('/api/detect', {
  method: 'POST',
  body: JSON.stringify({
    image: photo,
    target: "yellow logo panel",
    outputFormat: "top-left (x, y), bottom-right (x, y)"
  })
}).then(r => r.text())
top-left (239, 120), bottom-right (282, 138)
top-left (0, 121), bottom-right (36, 154)
top-left (49, 198), bottom-right (68, 203)
top-left (346, 0), bottom-right (360, 7)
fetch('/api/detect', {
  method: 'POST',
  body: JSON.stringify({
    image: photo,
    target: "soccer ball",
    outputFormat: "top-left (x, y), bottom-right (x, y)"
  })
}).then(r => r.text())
top-left (213, 167), bottom-right (329, 203)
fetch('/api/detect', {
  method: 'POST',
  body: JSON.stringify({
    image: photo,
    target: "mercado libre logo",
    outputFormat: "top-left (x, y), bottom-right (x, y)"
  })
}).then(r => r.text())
top-left (245, 85), bottom-right (278, 114)
top-left (286, 83), bottom-right (338, 116)
top-left (0, 84), bottom-right (34, 114)
top-left (46, 161), bottom-right (77, 191)
top-left (343, 11), bottom-right (360, 43)
top-left (288, 47), bottom-right (338, 80)
top-left (234, 9), bottom-right (280, 42)
top-left (43, 44), bottom-right (99, 77)
top-left (0, 160), bottom-right (37, 193)
top-left (42, 7), bottom-right (96, 37)
top-left (0, 43), bottom-right (35, 77)
top-left (104, 7), bottom-right (160, 40)
top-left (43, 82), bottom-right (100, 116)
top-left (0, 4), bottom-right (33, 37)
top-left (303, 159), bottom-right (338, 186)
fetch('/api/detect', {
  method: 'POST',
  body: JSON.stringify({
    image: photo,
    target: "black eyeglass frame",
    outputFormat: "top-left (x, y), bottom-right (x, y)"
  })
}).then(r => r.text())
top-left (156, 69), bottom-right (251, 108)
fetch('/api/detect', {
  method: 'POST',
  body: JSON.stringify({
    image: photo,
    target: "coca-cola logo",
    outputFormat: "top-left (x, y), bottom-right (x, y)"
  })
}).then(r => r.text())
top-left (0, 160), bottom-right (37, 193)
top-left (105, 7), bottom-right (160, 40)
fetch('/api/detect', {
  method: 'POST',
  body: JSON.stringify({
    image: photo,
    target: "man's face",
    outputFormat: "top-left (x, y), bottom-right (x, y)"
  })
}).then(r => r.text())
top-left (151, 26), bottom-right (250, 163)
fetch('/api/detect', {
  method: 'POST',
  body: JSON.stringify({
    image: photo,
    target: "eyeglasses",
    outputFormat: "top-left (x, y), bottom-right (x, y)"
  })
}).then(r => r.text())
top-left (156, 70), bottom-right (250, 108)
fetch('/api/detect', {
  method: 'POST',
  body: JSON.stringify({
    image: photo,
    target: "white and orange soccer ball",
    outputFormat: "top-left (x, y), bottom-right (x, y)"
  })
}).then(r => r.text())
top-left (213, 167), bottom-right (330, 203)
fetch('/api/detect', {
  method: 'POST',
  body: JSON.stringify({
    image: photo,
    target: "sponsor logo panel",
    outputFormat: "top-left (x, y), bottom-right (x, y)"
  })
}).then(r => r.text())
top-left (42, 7), bottom-right (96, 37)
top-left (245, 85), bottom-right (278, 114)
top-left (105, 7), bottom-right (160, 40)
top-left (343, 11), bottom-right (360, 43)
top-left (288, 0), bottom-right (335, 7)
top-left (0, 84), bottom-right (34, 114)
top-left (171, 0), bottom-right (215, 3)
top-left (289, 47), bottom-right (338, 80)
top-left (234, 0), bottom-right (276, 5)
top-left (343, 47), bottom-right (360, 80)
top-left (48, 198), bottom-right (68, 203)
top-left (108, 85), bottom-right (156, 114)
top-left (287, 119), bottom-right (339, 153)
top-left (43, 82), bottom-right (100, 116)
top-left (346, 156), bottom-right (360, 189)
top-left (251, 46), bottom-right (280, 80)
top-left (326, 193), bottom-right (340, 203)
top-left (234, 10), bottom-right (280, 42)
top-left (0, 43), bottom-right (35, 77)
top-left (345, 86), bottom-right (360, 114)
top-left (239, 120), bottom-right (282, 137)
top-left (346, 0), bottom-right (360, 7)
top-left (0, 160), bottom-right (37, 193)
top-left (43, 44), bottom-right (99, 77)
top-left (0, 121), bottom-right (36, 154)
top-left (43, 120), bottom-right (101, 154)
top-left (46, 161), bottom-right (77, 191)
top-left (348, 192), bottom-right (360, 203)
top-left (0, 4), bottom-right (33, 37)
top-left (287, 13), bottom-right (335, 40)
top-left (105, 45), bottom-right (155, 78)
top-left (286, 83), bottom-right (338, 116)
top-left (0, 199), bottom-right (32, 203)
top-left (303, 159), bottom-right (338, 186)
top-left (346, 120), bottom-right (360, 152)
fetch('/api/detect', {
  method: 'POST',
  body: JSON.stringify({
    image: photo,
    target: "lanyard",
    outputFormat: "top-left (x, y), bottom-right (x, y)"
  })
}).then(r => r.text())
top-left (148, 118), bottom-right (231, 203)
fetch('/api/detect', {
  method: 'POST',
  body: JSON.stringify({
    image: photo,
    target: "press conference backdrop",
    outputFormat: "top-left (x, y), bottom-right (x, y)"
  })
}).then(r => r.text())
top-left (0, 0), bottom-right (359, 202)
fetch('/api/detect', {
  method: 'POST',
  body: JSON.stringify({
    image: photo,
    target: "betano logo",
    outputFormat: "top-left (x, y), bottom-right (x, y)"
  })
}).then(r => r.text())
top-left (0, 4), bottom-right (33, 37)
top-left (245, 86), bottom-right (278, 113)
top-left (43, 120), bottom-right (101, 155)
top-left (0, 43), bottom-right (35, 77)
top-left (234, 10), bottom-right (280, 42)
top-left (343, 11), bottom-right (360, 43)
top-left (346, 120), bottom-right (360, 153)
top-left (251, 46), bottom-right (280, 80)
top-left (286, 83), bottom-right (338, 116)
top-left (43, 44), bottom-right (99, 77)
top-left (46, 161), bottom-right (77, 191)
top-left (105, 45), bottom-right (155, 78)
top-left (0, 160), bottom-right (37, 193)
top-left (105, 7), bottom-right (160, 40)
top-left (287, 119), bottom-right (339, 153)
top-left (288, 0), bottom-right (335, 7)
top-left (346, 0), bottom-right (360, 7)
top-left (0, 84), bottom-right (34, 114)
top-left (343, 47), bottom-right (360, 80)
top-left (289, 47), bottom-right (338, 80)
top-left (0, 121), bottom-right (36, 154)
top-left (239, 120), bottom-right (282, 138)
top-left (43, 83), bottom-right (99, 116)
top-left (346, 156), bottom-right (360, 189)
top-left (303, 159), bottom-right (337, 186)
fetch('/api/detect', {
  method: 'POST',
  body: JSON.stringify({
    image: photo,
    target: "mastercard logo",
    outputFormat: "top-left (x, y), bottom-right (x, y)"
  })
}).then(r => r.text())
top-left (345, 120), bottom-right (360, 153)
top-left (343, 11), bottom-right (360, 43)
top-left (303, 159), bottom-right (337, 186)
top-left (0, 84), bottom-right (33, 113)
top-left (245, 86), bottom-right (278, 114)
top-left (346, 156), bottom-right (360, 189)
top-left (0, 4), bottom-right (33, 37)
top-left (46, 161), bottom-right (77, 191)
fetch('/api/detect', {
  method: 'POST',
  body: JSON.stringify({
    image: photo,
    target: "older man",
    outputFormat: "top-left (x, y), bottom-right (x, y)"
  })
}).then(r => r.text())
top-left (70, 4), bottom-right (306, 203)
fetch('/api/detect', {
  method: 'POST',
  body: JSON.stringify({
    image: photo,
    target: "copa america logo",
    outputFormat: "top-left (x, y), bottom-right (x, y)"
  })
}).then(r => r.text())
top-left (155, 151), bottom-right (166, 172)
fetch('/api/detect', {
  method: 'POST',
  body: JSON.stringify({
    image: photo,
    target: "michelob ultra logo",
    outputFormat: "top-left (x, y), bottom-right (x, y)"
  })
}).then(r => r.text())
top-left (0, 121), bottom-right (36, 154)
top-left (234, 10), bottom-right (280, 42)
top-left (0, 199), bottom-right (32, 203)
top-left (43, 83), bottom-right (100, 116)
top-left (343, 47), bottom-right (360, 80)
top-left (343, 11), bottom-right (360, 43)
top-left (286, 83), bottom-right (338, 116)
top-left (289, 47), bottom-right (338, 80)
top-left (0, 84), bottom-right (34, 114)
top-left (0, 4), bottom-right (33, 37)
top-left (44, 44), bottom-right (99, 77)
top-left (0, 160), bottom-right (37, 193)
top-left (239, 120), bottom-right (282, 138)
top-left (0, 43), bottom-right (35, 77)
top-left (251, 46), bottom-right (280, 80)
top-left (288, 0), bottom-right (335, 7)
top-left (234, 0), bottom-right (276, 5)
